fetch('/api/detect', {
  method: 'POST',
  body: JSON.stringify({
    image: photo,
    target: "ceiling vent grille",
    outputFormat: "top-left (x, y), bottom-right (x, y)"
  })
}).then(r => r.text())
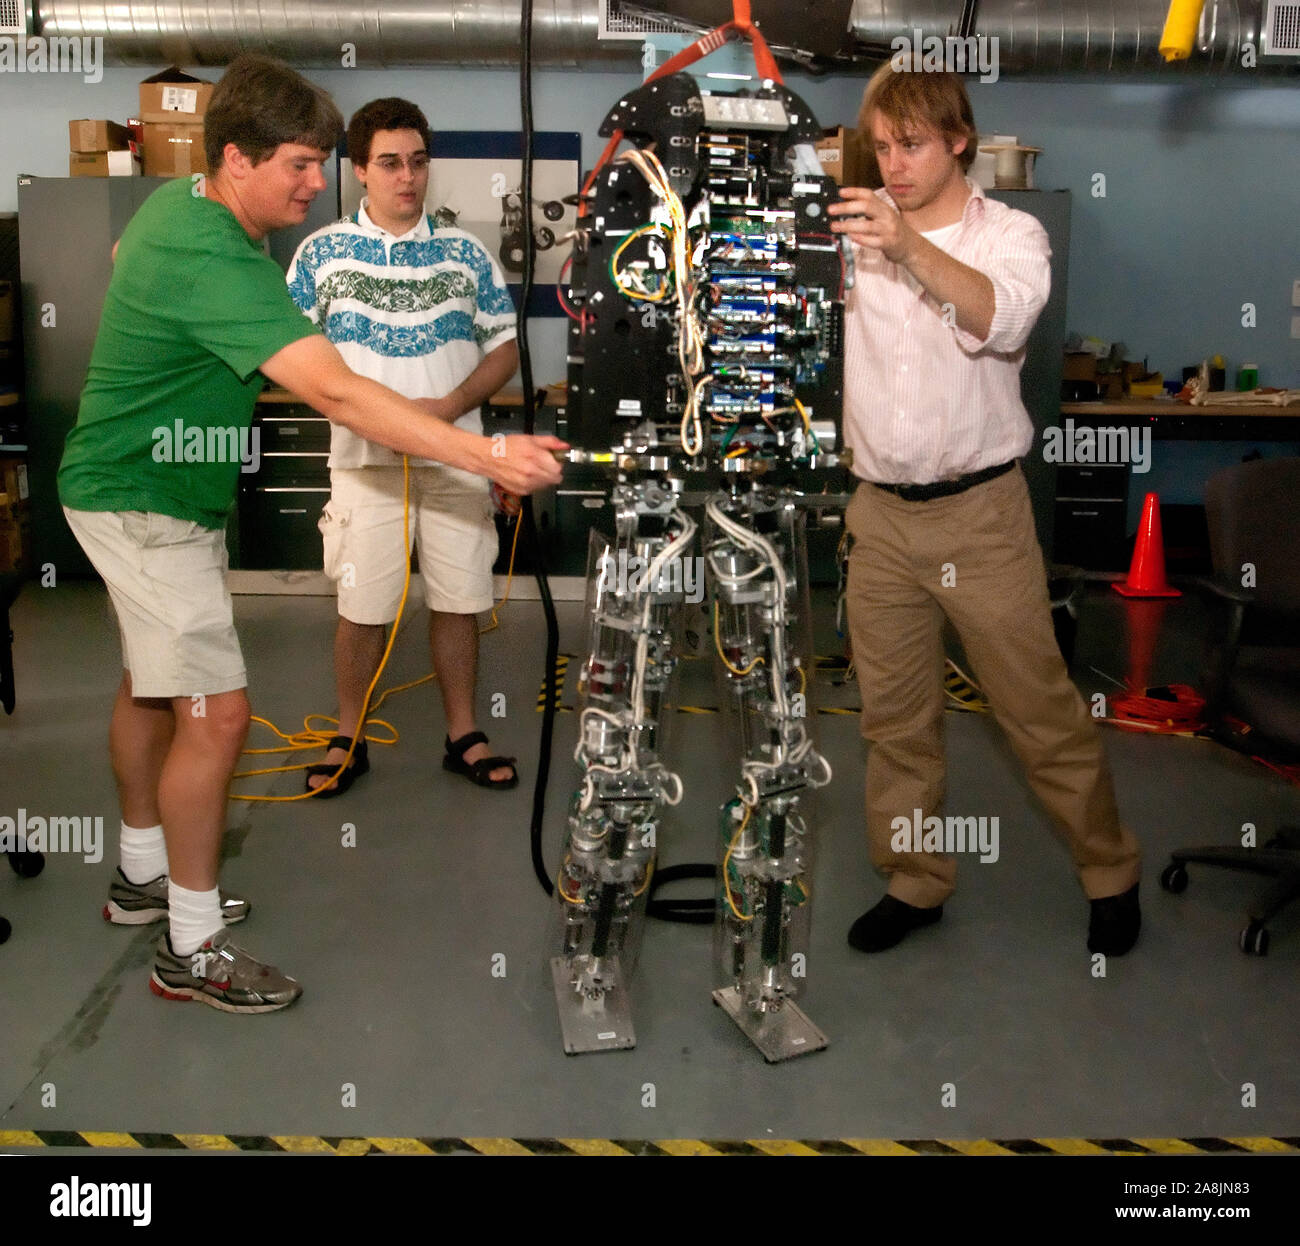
top-left (599, 1), bottom-right (688, 40)
top-left (1263, 0), bottom-right (1300, 53)
top-left (0, 0), bottom-right (29, 37)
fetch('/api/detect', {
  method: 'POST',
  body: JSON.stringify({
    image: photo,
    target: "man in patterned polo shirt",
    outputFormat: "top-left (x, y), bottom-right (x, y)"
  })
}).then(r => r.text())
top-left (288, 98), bottom-right (521, 796)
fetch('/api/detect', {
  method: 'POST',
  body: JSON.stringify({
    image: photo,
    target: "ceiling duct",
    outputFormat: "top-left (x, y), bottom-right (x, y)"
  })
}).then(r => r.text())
top-left (35, 0), bottom-right (623, 68)
top-left (32, 0), bottom-right (1285, 72)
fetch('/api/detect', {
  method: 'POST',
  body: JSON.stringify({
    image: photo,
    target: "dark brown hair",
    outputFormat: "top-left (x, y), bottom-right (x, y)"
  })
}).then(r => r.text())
top-left (346, 98), bottom-right (433, 168)
top-left (205, 54), bottom-right (343, 171)
top-left (858, 62), bottom-right (978, 172)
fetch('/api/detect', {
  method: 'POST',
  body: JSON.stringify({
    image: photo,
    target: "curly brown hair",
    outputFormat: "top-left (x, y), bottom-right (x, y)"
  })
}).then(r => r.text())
top-left (346, 98), bottom-right (433, 168)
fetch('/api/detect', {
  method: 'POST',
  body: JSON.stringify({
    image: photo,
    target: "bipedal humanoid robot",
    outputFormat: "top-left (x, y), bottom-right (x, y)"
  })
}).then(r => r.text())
top-left (551, 71), bottom-right (849, 1063)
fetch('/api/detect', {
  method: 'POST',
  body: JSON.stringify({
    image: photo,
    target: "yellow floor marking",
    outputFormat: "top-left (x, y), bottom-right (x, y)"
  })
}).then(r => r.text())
top-left (1036, 1138), bottom-right (1111, 1155)
top-left (271, 1136), bottom-right (335, 1153)
top-left (79, 1132), bottom-right (141, 1148)
top-left (464, 1137), bottom-right (535, 1156)
top-left (557, 1138), bottom-right (632, 1156)
top-left (938, 1139), bottom-right (1017, 1155)
top-left (653, 1139), bottom-right (723, 1156)
top-left (1222, 1137), bottom-right (1296, 1153)
top-left (369, 1137), bottom-right (436, 1155)
top-left (175, 1135), bottom-right (240, 1151)
top-left (334, 1138), bottom-right (372, 1156)
top-left (841, 1139), bottom-right (917, 1156)
top-left (1132, 1138), bottom-right (1205, 1154)
top-left (748, 1139), bottom-right (821, 1156)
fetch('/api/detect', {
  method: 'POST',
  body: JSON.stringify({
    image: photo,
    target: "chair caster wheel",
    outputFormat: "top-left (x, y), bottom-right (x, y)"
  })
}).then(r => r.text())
top-left (1159, 862), bottom-right (1188, 894)
top-left (0, 916), bottom-right (10, 944)
top-left (1239, 921), bottom-right (1269, 957)
top-left (7, 850), bottom-right (45, 878)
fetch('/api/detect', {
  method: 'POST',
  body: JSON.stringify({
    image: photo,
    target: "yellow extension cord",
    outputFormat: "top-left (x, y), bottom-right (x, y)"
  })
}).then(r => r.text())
top-left (230, 456), bottom-right (524, 802)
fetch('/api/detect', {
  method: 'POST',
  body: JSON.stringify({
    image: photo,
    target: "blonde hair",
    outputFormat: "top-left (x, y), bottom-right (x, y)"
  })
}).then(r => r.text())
top-left (858, 61), bottom-right (977, 172)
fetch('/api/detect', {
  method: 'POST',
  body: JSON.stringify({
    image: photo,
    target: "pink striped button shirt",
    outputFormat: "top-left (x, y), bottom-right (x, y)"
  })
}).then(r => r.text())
top-left (841, 178), bottom-right (1051, 486)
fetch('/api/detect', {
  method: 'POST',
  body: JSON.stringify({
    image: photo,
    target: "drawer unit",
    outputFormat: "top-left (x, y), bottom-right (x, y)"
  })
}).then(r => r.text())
top-left (238, 483), bottom-right (330, 570)
top-left (255, 449), bottom-right (330, 485)
top-left (1055, 463), bottom-right (1128, 500)
top-left (236, 397), bottom-right (332, 570)
top-left (1053, 498), bottom-right (1127, 570)
top-left (257, 408), bottom-right (333, 454)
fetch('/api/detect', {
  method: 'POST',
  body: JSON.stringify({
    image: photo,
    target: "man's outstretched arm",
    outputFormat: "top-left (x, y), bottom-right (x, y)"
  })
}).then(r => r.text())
top-left (261, 335), bottom-right (565, 495)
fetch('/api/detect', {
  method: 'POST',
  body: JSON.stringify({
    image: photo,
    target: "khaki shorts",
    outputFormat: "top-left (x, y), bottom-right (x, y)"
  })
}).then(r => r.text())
top-left (319, 466), bottom-right (498, 624)
top-left (63, 507), bottom-right (246, 699)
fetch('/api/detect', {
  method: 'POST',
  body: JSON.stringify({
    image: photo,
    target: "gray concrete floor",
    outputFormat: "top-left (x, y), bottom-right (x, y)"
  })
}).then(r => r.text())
top-left (1, 577), bottom-right (1298, 1144)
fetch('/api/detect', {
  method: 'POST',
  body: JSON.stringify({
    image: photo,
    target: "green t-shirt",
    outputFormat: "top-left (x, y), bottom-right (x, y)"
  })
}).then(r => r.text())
top-left (58, 177), bottom-right (319, 528)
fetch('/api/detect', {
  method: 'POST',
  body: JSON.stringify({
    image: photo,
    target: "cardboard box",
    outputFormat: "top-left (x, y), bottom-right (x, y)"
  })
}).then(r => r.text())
top-left (142, 123), bottom-right (207, 177)
top-left (1, 458), bottom-right (29, 504)
top-left (70, 150), bottom-right (142, 178)
top-left (0, 508), bottom-right (31, 573)
top-left (68, 119), bottom-right (131, 152)
top-left (814, 126), bottom-right (874, 187)
top-left (1063, 353), bottom-right (1099, 382)
top-left (139, 68), bottom-right (214, 125)
top-left (814, 127), bottom-right (848, 184)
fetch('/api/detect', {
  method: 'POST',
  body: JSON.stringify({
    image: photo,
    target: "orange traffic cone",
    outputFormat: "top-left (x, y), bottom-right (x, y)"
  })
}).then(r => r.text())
top-left (1113, 492), bottom-right (1181, 598)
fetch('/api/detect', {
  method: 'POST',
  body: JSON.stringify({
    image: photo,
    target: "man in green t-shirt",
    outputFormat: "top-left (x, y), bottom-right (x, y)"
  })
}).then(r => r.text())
top-left (58, 54), bottom-right (566, 1014)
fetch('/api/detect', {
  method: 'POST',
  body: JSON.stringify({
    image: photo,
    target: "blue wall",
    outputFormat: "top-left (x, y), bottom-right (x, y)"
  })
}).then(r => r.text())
top-left (970, 78), bottom-right (1300, 390)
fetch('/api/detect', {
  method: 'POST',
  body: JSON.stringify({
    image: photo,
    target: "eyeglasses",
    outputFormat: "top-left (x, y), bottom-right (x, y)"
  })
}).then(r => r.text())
top-left (369, 154), bottom-right (431, 174)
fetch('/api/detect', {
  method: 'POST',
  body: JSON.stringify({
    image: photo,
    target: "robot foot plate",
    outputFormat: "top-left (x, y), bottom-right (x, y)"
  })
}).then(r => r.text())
top-left (712, 986), bottom-right (828, 1063)
top-left (551, 956), bottom-right (637, 1055)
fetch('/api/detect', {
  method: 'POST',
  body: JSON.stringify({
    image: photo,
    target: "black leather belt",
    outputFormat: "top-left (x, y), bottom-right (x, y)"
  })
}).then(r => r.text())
top-left (870, 460), bottom-right (1015, 502)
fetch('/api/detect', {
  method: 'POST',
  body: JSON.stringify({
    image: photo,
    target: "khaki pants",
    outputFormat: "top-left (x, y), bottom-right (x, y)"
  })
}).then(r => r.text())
top-left (844, 465), bottom-right (1141, 908)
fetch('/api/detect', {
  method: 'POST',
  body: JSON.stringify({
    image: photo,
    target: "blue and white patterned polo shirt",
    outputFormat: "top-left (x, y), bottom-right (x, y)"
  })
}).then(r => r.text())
top-left (287, 202), bottom-right (517, 469)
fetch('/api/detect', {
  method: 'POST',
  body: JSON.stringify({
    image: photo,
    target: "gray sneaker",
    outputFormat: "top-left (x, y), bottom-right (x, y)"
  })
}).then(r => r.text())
top-left (149, 929), bottom-right (302, 1013)
top-left (103, 869), bottom-right (249, 926)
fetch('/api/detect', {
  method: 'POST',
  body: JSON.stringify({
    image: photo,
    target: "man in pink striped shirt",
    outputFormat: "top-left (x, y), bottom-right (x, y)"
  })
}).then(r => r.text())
top-left (828, 64), bottom-right (1141, 955)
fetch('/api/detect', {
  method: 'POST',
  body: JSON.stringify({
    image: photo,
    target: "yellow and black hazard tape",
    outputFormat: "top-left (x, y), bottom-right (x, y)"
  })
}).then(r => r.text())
top-left (943, 665), bottom-right (988, 713)
top-left (534, 653), bottom-right (976, 719)
top-left (2, 1132), bottom-right (1296, 1156)
top-left (539, 700), bottom-right (867, 715)
top-left (536, 654), bottom-right (572, 713)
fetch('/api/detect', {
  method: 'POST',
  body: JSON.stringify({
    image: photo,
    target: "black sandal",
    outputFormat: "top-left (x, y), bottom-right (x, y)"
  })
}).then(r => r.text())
top-left (443, 731), bottom-right (518, 790)
top-left (304, 735), bottom-right (370, 798)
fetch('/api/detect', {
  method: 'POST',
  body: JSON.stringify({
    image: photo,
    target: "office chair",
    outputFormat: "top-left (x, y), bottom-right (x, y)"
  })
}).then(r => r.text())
top-left (1159, 457), bottom-right (1300, 955)
top-left (1, 567), bottom-right (17, 714)
top-left (1, 568), bottom-right (41, 943)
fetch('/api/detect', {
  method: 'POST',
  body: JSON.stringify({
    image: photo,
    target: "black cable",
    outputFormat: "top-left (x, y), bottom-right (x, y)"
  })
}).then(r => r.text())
top-left (517, 0), bottom-right (558, 897)
top-left (957, 0), bottom-right (982, 40)
top-left (646, 863), bottom-right (716, 925)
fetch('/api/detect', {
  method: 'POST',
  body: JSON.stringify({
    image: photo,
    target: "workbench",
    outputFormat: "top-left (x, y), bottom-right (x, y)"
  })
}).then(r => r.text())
top-left (1054, 400), bottom-right (1300, 570)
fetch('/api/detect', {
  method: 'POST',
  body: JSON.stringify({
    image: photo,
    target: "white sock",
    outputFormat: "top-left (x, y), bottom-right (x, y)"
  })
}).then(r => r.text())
top-left (119, 822), bottom-right (169, 885)
top-left (168, 881), bottom-right (223, 955)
